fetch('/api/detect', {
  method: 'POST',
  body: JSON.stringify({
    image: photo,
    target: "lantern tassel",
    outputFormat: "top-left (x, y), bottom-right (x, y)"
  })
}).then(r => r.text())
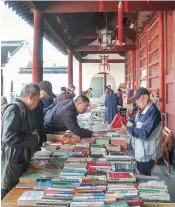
top-left (124, 0), bottom-right (128, 12)
top-left (99, 0), bottom-right (104, 12)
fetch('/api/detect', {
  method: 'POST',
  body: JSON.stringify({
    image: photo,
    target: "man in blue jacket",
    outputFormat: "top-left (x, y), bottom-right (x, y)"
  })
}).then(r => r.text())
top-left (118, 87), bottom-right (162, 175)
top-left (44, 95), bottom-right (104, 138)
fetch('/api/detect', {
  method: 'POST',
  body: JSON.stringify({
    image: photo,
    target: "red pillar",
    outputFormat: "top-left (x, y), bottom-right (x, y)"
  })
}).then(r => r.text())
top-left (104, 73), bottom-right (107, 92)
top-left (145, 25), bottom-right (149, 89)
top-left (79, 62), bottom-right (82, 95)
top-left (132, 51), bottom-right (135, 89)
top-left (32, 10), bottom-right (43, 83)
top-left (159, 11), bottom-right (165, 113)
top-left (68, 50), bottom-right (73, 86)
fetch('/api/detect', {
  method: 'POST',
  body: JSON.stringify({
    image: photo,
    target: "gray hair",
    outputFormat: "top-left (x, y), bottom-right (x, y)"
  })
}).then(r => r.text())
top-left (1, 96), bottom-right (7, 105)
top-left (19, 83), bottom-right (40, 98)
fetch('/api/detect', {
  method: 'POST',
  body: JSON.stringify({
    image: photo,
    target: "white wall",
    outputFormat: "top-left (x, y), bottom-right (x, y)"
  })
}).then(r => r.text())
top-left (13, 73), bottom-right (68, 98)
top-left (3, 43), bottom-right (125, 102)
top-left (3, 42), bottom-right (32, 102)
top-left (77, 54), bottom-right (125, 93)
top-left (93, 73), bottom-right (116, 92)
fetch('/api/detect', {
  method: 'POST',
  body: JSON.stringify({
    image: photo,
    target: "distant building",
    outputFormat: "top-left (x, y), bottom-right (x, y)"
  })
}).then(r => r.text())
top-left (1, 40), bottom-right (68, 102)
top-left (1, 40), bottom-right (125, 101)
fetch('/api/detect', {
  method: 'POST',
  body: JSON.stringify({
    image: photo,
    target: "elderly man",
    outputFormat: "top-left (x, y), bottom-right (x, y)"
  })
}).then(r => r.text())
top-left (1, 96), bottom-right (8, 116)
top-left (28, 81), bottom-right (56, 145)
top-left (1, 83), bottom-right (41, 199)
top-left (44, 95), bottom-right (104, 138)
top-left (117, 87), bottom-right (162, 176)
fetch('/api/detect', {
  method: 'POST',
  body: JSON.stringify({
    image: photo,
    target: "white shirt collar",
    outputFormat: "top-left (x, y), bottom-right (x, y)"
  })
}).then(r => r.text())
top-left (141, 101), bottom-right (153, 114)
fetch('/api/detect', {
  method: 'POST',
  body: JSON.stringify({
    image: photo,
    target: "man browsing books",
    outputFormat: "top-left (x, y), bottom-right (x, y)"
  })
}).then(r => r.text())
top-left (1, 83), bottom-right (41, 199)
top-left (44, 95), bottom-right (105, 138)
top-left (117, 87), bottom-right (162, 176)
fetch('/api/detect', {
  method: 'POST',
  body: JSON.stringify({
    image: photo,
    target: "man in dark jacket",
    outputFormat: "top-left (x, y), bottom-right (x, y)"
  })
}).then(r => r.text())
top-left (1, 83), bottom-right (40, 199)
top-left (28, 81), bottom-right (56, 145)
top-left (116, 88), bottom-right (123, 108)
top-left (56, 86), bottom-right (73, 102)
top-left (44, 95), bottom-right (104, 138)
top-left (41, 96), bottom-right (54, 108)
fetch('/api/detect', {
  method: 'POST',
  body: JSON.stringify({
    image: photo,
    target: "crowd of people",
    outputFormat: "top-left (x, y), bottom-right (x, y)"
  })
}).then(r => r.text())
top-left (1, 81), bottom-right (162, 200)
top-left (1, 81), bottom-right (104, 199)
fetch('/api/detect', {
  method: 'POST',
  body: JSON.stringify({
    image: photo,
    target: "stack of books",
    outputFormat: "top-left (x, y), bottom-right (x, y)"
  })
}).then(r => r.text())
top-left (137, 177), bottom-right (171, 202)
top-left (106, 172), bottom-right (138, 201)
top-left (73, 185), bottom-right (106, 202)
top-left (87, 160), bottom-right (112, 173)
top-left (18, 191), bottom-right (44, 206)
top-left (34, 150), bottom-right (52, 160)
top-left (40, 164), bottom-right (62, 179)
top-left (105, 144), bottom-right (121, 153)
top-left (90, 147), bottom-right (107, 158)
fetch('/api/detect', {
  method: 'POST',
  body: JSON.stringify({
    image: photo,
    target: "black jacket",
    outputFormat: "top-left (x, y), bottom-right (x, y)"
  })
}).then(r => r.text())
top-left (41, 97), bottom-right (54, 108)
top-left (44, 100), bottom-right (92, 138)
top-left (28, 100), bottom-right (46, 143)
top-left (1, 99), bottom-right (38, 190)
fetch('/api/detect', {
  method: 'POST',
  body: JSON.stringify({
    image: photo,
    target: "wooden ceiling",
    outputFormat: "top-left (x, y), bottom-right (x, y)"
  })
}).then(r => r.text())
top-left (4, 1), bottom-right (175, 61)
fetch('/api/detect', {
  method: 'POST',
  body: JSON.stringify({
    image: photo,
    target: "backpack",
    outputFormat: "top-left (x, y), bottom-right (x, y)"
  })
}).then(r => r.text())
top-left (2, 102), bottom-right (26, 119)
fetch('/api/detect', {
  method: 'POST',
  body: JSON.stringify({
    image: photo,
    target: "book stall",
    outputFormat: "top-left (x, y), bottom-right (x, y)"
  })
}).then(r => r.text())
top-left (77, 98), bottom-right (106, 131)
top-left (2, 131), bottom-right (175, 207)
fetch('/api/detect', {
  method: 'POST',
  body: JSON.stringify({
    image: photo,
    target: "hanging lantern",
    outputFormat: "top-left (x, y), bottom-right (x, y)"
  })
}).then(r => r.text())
top-left (118, 1), bottom-right (123, 45)
top-left (99, 28), bottom-right (114, 50)
top-left (99, 0), bottom-right (104, 12)
top-left (124, 0), bottom-right (128, 12)
top-left (99, 55), bottom-right (110, 72)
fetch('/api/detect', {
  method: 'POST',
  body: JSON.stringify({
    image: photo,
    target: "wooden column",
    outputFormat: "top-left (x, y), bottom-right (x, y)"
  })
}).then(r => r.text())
top-left (132, 51), bottom-right (135, 89)
top-left (145, 25), bottom-right (149, 89)
top-left (104, 73), bottom-right (107, 92)
top-left (159, 11), bottom-right (165, 113)
top-left (79, 62), bottom-right (82, 95)
top-left (32, 10), bottom-right (43, 83)
top-left (68, 50), bottom-right (73, 86)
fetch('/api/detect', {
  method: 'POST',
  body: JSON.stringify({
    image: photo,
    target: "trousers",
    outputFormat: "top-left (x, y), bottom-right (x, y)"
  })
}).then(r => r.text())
top-left (137, 159), bottom-right (155, 176)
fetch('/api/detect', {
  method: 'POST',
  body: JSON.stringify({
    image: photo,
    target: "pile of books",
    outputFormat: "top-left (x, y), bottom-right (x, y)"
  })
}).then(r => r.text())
top-left (17, 134), bottom-right (172, 206)
top-left (90, 146), bottom-right (107, 158)
top-left (137, 176), bottom-right (171, 202)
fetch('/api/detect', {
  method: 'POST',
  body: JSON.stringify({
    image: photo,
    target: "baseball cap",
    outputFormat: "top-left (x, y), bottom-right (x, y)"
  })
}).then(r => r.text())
top-left (38, 81), bottom-right (56, 98)
top-left (69, 84), bottom-right (76, 89)
top-left (129, 87), bottom-right (150, 100)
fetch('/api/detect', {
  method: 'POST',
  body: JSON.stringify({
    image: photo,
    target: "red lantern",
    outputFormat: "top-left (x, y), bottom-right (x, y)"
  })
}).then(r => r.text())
top-left (124, 0), bottom-right (128, 12)
top-left (99, 55), bottom-right (110, 72)
top-left (118, 1), bottom-right (123, 45)
top-left (99, 0), bottom-right (104, 12)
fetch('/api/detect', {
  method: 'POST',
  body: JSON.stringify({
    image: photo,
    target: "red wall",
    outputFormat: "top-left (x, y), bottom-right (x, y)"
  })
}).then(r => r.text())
top-left (126, 11), bottom-right (175, 144)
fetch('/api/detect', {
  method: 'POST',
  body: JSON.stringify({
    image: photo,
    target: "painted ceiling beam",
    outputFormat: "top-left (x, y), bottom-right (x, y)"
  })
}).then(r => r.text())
top-left (74, 27), bottom-right (136, 42)
top-left (43, 1), bottom-right (175, 13)
top-left (82, 59), bottom-right (125, 63)
top-left (74, 45), bottom-right (136, 52)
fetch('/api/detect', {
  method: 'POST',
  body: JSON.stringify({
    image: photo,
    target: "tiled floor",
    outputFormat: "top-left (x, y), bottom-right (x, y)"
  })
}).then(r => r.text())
top-left (152, 164), bottom-right (175, 202)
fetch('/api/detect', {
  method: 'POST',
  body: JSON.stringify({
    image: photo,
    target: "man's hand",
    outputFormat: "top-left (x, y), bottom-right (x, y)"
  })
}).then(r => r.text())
top-left (116, 122), bottom-right (127, 135)
top-left (32, 129), bottom-right (40, 143)
top-left (92, 131), bottom-right (106, 138)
